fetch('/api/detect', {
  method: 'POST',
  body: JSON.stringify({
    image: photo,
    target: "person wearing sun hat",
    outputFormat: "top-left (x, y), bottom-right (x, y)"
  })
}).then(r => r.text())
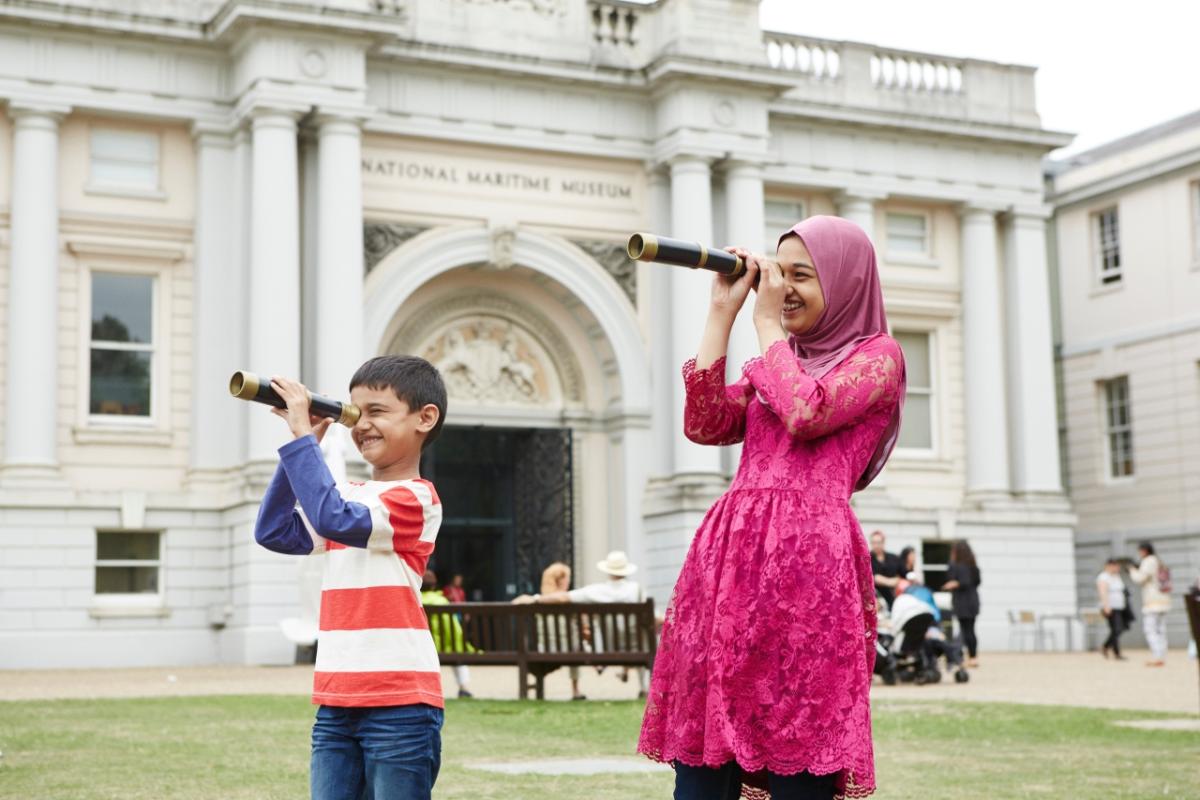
top-left (513, 551), bottom-right (646, 698)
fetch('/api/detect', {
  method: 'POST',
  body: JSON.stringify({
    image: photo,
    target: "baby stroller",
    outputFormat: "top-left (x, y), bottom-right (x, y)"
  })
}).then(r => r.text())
top-left (875, 592), bottom-right (969, 685)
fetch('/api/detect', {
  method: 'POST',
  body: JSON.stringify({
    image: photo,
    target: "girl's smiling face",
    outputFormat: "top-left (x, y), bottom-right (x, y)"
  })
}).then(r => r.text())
top-left (775, 235), bottom-right (826, 336)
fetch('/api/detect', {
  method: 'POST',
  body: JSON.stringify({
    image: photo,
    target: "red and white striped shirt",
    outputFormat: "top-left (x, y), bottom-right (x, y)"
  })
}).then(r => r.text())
top-left (255, 435), bottom-right (444, 708)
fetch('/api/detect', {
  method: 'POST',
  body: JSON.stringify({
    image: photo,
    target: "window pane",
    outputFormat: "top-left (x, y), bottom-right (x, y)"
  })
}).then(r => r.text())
top-left (91, 130), bottom-right (158, 190)
top-left (90, 349), bottom-right (151, 416)
top-left (91, 130), bottom-right (158, 162)
top-left (95, 566), bottom-right (158, 594)
top-left (90, 160), bottom-right (158, 189)
top-left (97, 531), bottom-right (160, 560)
top-left (765, 200), bottom-right (805, 251)
top-left (894, 332), bottom-right (930, 387)
top-left (887, 213), bottom-right (927, 253)
top-left (92, 273), bottom-right (153, 343)
top-left (897, 393), bottom-right (932, 449)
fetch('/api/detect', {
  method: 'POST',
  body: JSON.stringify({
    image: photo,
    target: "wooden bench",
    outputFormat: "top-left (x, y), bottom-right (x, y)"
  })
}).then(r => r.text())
top-left (424, 600), bottom-right (657, 699)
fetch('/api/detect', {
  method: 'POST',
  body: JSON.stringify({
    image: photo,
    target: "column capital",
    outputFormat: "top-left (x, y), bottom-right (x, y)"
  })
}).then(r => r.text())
top-left (7, 102), bottom-right (70, 127)
top-left (190, 120), bottom-right (237, 148)
top-left (311, 105), bottom-right (373, 130)
top-left (721, 159), bottom-right (766, 179)
top-left (667, 155), bottom-right (714, 180)
top-left (1004, 204), bottom-right (1054, 224)
top-left (957, 201), bottom-right (1007, 220)
top-left (233, 94), bottom-right (308, 128)
top-left (249, 109), bottom-right (301, 133)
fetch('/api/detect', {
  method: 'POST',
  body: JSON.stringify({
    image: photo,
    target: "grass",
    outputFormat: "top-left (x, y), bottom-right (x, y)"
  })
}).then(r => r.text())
top-left (0, 696), bottom-right (1196, 799)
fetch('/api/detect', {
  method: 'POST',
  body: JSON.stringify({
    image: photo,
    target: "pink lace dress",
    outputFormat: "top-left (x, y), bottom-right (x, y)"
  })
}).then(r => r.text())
top-left (638, 335), bottom-right (904, 799)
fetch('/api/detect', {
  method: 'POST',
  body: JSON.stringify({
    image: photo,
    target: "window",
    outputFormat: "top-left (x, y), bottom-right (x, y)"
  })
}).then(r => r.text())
top-left (1102, 377), bottom-right (1134, 478)
top-left (90, 272), bottom-right (154, 418)
top-left (895, 331), bottom-right (934, 450)
top-left (921, 540), bottom-right (951, 592)
top-left (765, 199), bottom-right (805, 252)
top-left (885, 212), bottom-right (929, 256)
top-left (89, 129), bottom-right (159, 192)
top-left (1191, 182), bottom-right (1200, 266)
top-left (1095, 207), bottom-right (1121, 285)
top-left (95, 531), bottom-right (161, 596)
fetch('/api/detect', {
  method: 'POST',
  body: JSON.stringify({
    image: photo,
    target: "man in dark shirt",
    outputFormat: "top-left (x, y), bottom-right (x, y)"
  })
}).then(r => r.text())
top-left (869, 530), bottom-right (903, 609)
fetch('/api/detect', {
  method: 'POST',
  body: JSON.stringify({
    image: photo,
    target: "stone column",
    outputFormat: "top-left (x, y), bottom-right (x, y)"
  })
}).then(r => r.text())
top-left (669, 156), bottom-right (722, 476)
top-left (190, 126), bottom-right (243, 474)
top-left (1004, 209), bottom-right (1063, 495)
top-left (313, 114), bottom-right (365, 397)
top-left (4, 104), bottom-right (67, 480)
top-left (646, 167), bottom-right (674, 478)
top-left (836, 190), bottom-right (884, 244)
top-left (722, 160), bottom-right (765, 375)
top-left (959, 206), bottom-right (1010, 498)
top-left (246, 109), bottom-right (301, 465)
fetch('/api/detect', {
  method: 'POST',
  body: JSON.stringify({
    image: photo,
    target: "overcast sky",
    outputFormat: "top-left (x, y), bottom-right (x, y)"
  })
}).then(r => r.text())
top-left (758, 0), bottom-right (1200, 158)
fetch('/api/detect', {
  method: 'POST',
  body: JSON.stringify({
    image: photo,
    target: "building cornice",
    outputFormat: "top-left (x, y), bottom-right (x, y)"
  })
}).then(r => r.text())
top-left (1047, 144), bottom-right (1200, 208)
top-left (770, 98), bottom-right (1074, 151)
top-left (0, 0), bottom-right (405, 43)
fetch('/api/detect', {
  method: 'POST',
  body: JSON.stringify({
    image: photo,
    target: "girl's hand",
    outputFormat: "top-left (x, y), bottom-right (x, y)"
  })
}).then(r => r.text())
top-left (269, 377), bottom-right (332, 442)
top-left (708, 247), bottom-right (760, 319)
top-left (752, 255), bottom-right (787, 330)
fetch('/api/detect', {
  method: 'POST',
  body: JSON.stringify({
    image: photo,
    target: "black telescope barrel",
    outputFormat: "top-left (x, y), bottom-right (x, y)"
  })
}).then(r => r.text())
top-left (228, 371), bottom-right (361, 427)
top-left (627, 232), bottom-right (746, 277)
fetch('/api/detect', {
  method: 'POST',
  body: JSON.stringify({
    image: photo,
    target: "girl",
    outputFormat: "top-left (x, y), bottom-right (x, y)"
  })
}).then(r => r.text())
top-left (1095, 558), bottom-right (1129, 660)
top-left (941, 540), bottom-right (982, 668)
top-left (638, 216), bottom-right (905, 800)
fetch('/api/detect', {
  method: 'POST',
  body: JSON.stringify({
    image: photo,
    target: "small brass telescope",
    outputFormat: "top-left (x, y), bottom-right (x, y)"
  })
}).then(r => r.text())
top-left (626, 232), bottom-right (747, 278)
top-left (229, 371), bottom-right (361, 427)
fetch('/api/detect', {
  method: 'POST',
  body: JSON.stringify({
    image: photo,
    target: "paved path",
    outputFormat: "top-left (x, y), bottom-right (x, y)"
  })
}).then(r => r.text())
top-left (3, 650), bottom-right (1196, 714)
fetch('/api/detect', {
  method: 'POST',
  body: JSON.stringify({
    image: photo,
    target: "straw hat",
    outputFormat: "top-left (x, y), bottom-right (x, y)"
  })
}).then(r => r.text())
top-left (596, 550), bottom-right (637, 577)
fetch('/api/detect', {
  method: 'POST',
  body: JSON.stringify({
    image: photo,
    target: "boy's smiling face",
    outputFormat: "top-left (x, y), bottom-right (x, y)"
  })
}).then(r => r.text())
top-left (348, 384), bottom-right (438, 478)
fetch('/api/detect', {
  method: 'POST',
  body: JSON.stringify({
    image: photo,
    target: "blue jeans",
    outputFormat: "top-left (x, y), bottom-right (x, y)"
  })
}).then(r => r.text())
top-left (310, 704), bottom-right (443, 800)
top-left (674, 761), bottom-right (835, 800)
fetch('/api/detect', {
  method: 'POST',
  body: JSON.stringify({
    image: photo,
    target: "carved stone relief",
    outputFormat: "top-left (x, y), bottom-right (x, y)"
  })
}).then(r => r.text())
top-left (571, 238), bottom-right (637, 306)
top-left (423, 317), bottom-right (555, 406)
top-left (363, 222), bottom-right (429, 274)
top-left (490, 224), bottom-right (517, 270)
top-left (390, 294), bottom-right (585, 405)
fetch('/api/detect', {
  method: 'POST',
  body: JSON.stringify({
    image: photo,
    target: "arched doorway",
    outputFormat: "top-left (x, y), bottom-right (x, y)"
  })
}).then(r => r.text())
top-left (364, 225), bottom-right (652, 597)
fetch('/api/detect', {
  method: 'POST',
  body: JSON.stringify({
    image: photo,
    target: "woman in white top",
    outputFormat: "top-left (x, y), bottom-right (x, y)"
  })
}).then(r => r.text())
top-left (1096, 558), bottom-right (1128, 660)
top-left (1129, 541), bottom-right (1171, 667)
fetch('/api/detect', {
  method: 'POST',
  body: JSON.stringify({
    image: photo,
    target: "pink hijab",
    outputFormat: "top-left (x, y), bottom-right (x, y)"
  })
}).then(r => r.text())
top-left (778, 215), bottom-right (905, 490)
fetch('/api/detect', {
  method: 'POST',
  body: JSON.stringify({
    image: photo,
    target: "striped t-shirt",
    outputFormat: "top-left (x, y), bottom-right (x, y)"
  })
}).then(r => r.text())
top-left (254, 434), bottom-right (443, 708)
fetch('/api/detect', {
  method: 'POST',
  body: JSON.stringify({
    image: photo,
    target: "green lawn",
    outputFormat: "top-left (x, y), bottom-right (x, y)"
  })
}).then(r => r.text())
top-left (0, 697), bottom-right (1195, 799)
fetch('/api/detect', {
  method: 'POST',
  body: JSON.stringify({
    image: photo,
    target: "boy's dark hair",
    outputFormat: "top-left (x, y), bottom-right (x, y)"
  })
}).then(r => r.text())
top-left (350, 355), bottom-right (447, 449)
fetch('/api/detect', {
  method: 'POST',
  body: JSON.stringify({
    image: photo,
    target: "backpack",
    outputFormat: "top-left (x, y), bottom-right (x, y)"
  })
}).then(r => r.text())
top-left (1155, 561), bottom-right (1172, 594)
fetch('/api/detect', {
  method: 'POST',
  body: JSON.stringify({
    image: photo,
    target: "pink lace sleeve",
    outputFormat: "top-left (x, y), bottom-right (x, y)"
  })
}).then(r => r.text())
top-left (744, 336), bottom-right (903, 441)
top-left (681, 356), bottom-right (755, 446)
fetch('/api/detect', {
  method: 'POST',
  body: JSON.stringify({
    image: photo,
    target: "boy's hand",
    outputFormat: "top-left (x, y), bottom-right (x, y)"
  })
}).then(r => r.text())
top-left (269, 377), bottom-right (333, 442)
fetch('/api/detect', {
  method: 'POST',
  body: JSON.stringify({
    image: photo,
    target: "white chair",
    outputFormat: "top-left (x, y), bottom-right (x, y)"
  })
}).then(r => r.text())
top-left (1078, 607), bottom-right (1107, 651)
top-left (1007, 609), bottom-right (1057, 651)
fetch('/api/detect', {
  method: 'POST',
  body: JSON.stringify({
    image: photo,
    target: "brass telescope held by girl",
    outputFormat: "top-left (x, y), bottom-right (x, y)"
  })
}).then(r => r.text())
top-left (229, 371), bottom-right (361, 427)
top-left (627, 232), bottom-right (747, 279)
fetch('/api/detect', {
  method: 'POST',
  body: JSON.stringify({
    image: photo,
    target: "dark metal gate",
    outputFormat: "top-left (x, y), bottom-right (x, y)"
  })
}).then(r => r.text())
top-left (421, 426), bottom-right (573, 600)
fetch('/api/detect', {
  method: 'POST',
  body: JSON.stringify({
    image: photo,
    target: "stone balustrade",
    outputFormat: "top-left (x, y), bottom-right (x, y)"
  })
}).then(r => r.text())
top-left (765, 34), bottom-right (841, 80)
top-left (761, 32), bottom-right (1038, 128)
top-left (589, 0), bottom-right (642, 48)
top-left (871, 50), bottom-right (963, 94)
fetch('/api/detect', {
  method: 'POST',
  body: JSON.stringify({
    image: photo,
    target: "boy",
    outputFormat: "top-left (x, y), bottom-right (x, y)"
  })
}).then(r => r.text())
top-left (254, 355), bottom-right (447, 800)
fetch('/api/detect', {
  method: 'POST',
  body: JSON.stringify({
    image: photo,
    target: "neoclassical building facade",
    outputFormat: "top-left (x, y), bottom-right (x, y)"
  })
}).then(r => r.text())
top-left (1048, 110), bottom-right (1200, 648)
top-left (0, 0), bottom-right (1075, 668)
